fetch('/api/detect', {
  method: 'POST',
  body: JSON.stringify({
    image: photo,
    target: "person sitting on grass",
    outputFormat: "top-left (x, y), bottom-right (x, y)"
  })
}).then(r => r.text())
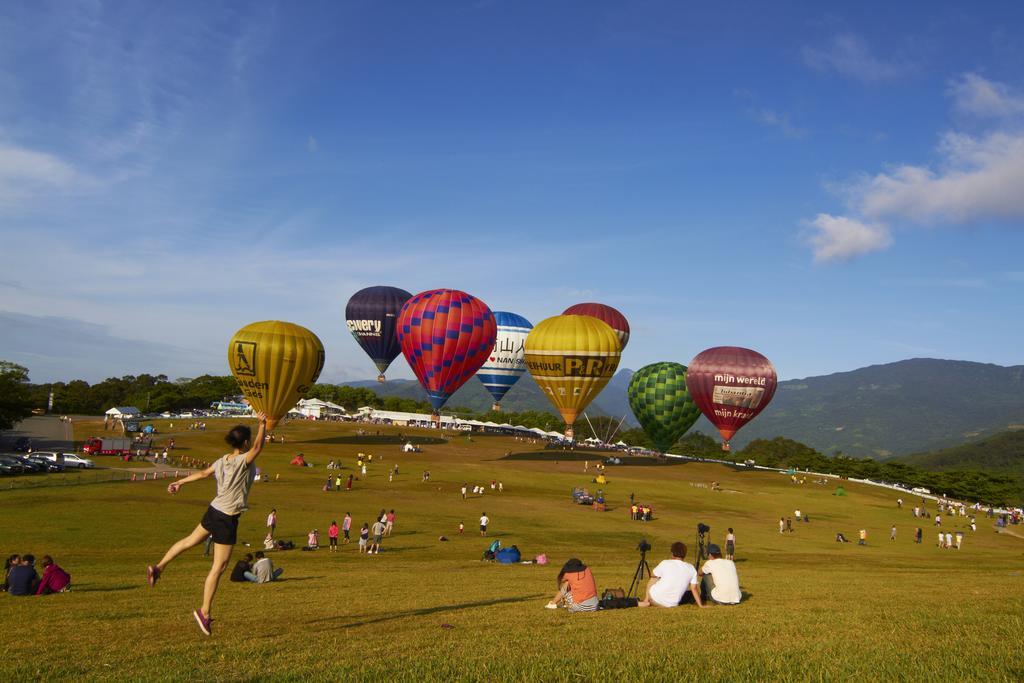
top-left (2, 554), bottom-right (20, 593)
top-left (35, 556), bottom-right (71, 595)
top-left (6, 554), bottom-right (39, 596)
top-left (698, 545), bottom-right (740, 605)
top-left (248, 551), bottom-right (283, 583)
top-left (230, 554), bottom-right (254, 583)
top-left (545, 558), bottom-right (598, 612)
top-left (638, 542), bottom-right (704, 609)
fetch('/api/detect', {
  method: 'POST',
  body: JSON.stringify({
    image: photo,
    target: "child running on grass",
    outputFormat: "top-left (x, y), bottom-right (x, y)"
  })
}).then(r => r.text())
top-left (147, 413), bottom-right (267, 636)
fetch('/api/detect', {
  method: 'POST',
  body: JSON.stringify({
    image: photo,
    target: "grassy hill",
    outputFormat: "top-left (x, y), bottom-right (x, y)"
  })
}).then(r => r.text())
top-left (0, 417), bottom-right (1019, 680)
top-left (897, 429), bottom-right (1024, 480)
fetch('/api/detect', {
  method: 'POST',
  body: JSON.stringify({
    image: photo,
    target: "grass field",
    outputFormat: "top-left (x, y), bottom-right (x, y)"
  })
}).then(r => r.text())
top-left (2, 417), bottom-right (1022, 682)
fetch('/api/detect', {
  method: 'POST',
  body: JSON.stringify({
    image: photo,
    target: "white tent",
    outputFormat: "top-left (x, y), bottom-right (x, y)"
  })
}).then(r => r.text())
top-left (105, 406), bottom-right (140, 419)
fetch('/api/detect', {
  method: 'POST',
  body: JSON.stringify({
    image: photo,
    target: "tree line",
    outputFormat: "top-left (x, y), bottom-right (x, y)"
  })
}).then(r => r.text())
top-left (3, 362), bottom-right (1019, 504)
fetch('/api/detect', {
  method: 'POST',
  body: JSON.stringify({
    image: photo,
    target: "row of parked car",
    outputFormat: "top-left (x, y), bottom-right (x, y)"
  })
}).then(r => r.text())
top-left (0, 451), bottom-right (95, 475)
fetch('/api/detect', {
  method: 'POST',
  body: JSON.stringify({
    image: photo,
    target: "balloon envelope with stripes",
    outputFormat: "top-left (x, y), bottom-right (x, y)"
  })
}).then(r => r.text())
top-left (524, 314), bottom-right (621, 439)
top-left (396, 289), bottom-right (497, 413)
top-left (476, 311), bottom-right (532, 411)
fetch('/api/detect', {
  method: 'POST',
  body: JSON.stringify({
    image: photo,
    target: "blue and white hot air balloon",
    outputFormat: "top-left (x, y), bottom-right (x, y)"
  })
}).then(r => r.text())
top-left (476, 311), bottom-right (533, 411)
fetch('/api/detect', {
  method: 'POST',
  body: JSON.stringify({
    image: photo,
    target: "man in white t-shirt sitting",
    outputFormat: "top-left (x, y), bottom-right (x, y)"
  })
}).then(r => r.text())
top-left (699, 544), bottom-right (741, 605)
top-left (638, 541), bottom-right (704, 608)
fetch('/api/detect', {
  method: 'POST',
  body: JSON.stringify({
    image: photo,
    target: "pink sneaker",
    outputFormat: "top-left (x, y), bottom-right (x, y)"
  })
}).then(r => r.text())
top-left (147, 565), bottom-right (161, 588)
top-left (193, 609), bottom-right (212, 636)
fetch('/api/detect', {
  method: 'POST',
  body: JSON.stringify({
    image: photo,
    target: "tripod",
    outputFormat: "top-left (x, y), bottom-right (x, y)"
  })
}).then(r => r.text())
top-left (695, 530), bottom-right (709, 567)
top-left (627, 550), bottom-right (651, 598)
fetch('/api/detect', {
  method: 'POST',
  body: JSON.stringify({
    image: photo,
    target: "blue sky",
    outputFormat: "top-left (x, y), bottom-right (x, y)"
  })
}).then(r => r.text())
top-left (1, 1), bottom-right (1023, 384)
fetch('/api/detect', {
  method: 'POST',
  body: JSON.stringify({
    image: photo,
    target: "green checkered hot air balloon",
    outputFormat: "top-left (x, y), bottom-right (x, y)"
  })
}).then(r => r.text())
top-left (628, 362), bottom-right (701, 453)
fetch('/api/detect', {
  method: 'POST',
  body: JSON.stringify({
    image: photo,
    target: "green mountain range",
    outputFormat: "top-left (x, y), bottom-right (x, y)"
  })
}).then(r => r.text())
top-left (350, 358), bottom-right (1024, 457)
top-left (896, 430), bottom-right (1024, 481)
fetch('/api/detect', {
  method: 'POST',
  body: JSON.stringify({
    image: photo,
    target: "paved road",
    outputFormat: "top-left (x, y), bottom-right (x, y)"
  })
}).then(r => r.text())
top-left (0, 415), bottom-right (73, 452)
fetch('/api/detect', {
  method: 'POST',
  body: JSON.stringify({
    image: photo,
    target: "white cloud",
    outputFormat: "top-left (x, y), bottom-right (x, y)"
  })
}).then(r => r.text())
top-left (0, 144), bottom-right (86, 204)
top-left (752, 109), bottom-right (807, 139)
top-left (802, 34), bottom-right (912, 84)
top-left (947, 73), bottom-right (1024, 118)
top-left (805, 74), bottom-right (1024, 262)
top-left (805, 213), bottom-right (892, 263)
top-left (307, 135), bottom-right (319, 153)
top-left (856, 131), bottom-right (1024, 223)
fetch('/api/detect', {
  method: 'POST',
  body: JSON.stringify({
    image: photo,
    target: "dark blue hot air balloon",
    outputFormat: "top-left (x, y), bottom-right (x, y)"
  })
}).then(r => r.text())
top-left (346, 286), bottom-right (413, 382)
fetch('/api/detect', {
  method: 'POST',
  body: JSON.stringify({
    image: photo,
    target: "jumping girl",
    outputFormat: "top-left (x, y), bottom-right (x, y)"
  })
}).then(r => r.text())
top-left (147, 413), bottom-right (267, 635)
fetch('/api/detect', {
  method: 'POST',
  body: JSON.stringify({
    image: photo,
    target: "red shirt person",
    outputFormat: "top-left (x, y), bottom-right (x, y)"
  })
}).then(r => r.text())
top-left (36, 556), bottom-right (71, 595)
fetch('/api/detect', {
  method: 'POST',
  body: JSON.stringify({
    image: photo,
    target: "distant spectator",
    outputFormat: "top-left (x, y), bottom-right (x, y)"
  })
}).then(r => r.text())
top-left (370, 519), bottom-right (385, 554)
top-left (2, 554), bottom-right (20, 592)
top-left (250, 551), bottom-right (283, 583)
top-left (35, 556), bottom-right (71, 595)
top-left (7, 554), bottom-right (39, 596)
top-left (480, 513), bottom-right (489, 537)
top-left (328, 521), bottom-right (339, 552)
top-left (385, 510), bottom-right (395, 536)
top-left (342, 513), bottom-right (352, 544)
top-left (725, 528), bottom-right (736, 560)
top-left (359, 523), bottom-right (369, 553)
top-left (230, 554), bottom-right (254, 583)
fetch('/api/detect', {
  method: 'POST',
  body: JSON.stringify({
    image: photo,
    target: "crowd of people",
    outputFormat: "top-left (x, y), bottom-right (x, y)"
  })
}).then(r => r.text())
top-left (3, 554), bottom-right (71, 596)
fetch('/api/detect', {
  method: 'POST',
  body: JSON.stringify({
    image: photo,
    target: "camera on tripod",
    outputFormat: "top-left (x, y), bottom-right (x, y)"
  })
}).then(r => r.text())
top-left (696, 523), bottom-right (711, 566)
top-left (637, 539), bottom-right (651, 554)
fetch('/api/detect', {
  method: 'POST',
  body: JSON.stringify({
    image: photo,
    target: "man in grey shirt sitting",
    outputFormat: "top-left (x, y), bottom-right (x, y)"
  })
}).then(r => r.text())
top-left (245, 551), bottom-right (283, 583)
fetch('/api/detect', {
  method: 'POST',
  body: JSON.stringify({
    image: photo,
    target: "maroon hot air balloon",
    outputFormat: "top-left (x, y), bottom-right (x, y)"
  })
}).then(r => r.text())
top-left (687, 346), bottom-right (777, 451)
top-left (563, 303), bottom-right (630, 350)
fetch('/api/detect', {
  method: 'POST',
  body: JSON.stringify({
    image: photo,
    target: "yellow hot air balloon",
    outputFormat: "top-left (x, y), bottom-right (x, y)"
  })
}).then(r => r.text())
top-left (524, 314), bottom-right (622, 439)
top-left (228, 321), bottom-right (325, 430)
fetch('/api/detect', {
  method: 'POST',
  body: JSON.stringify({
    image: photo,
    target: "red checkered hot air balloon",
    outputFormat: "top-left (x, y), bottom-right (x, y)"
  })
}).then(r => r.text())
top-left (687, 346), bottom-right (777, 451)
top-left (397, 289), bottom-right (497, 413)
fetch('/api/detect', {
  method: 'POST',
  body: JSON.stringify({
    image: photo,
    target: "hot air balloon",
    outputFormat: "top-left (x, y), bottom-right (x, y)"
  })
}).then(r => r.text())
top-left (475, 311), bottom-right (532, 412)
top-left (627, 362), bottom-right (702, 453)
top-left (346, 286), bottom-right (412, 382)
top-left (563, 303), bottom-right (630, 350)
top-left (525, 314), bottom-right (621, 439)
top-left (686, 346), bottom-right (777, 451)
top-left (228, 321), bottom-right (325, 430)
top-left (396, 289), bottom-right (497, 415)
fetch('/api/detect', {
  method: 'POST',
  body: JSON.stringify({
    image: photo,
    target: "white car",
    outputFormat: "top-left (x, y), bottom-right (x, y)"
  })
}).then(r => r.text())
top-left (61, 453), bottom-right (94, 469)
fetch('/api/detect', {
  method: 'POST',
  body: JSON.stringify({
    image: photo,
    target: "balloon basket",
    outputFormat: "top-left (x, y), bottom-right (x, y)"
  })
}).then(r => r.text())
top-left (565, 426), bottom-right (574, 440)
top-left (491, 403), bottom-right (501, 412)
top-left (721, 442), bottom-right (731, 452)
top-left (377, 374), bottom-right (386, 383)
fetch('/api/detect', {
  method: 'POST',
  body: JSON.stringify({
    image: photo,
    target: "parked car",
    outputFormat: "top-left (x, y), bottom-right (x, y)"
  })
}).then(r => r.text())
top-left (60, 453), bottom-right (95, 469)
top-left (0, 455), bottom-right (26, 475)
top-left (13, 455), bottom-right (46, 473)
top-left (13, 437), bottom-right (31, 452)
top-left (27, 455), bottom-right (64, 472)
